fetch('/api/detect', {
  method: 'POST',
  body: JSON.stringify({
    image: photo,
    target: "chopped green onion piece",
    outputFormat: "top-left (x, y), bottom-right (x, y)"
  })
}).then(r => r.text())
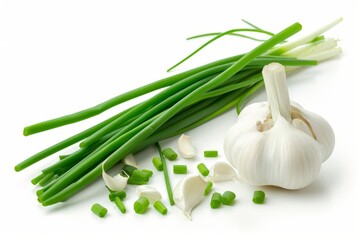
top-left (204, 181), bottom-right (213, 196)
top-left (142, 169), bottom-right (153, 178)
top-left (122, 164), bottom-right (137, 176)
top-left (152, 156), bottom-right (163, 171)
top-left (154, 201), bottom-right (167, 215)
top-left (31, 173), bottom-right (45, 185)
top-left (127, 178), bottom-right (147, 185)
top-left (131, 169), bottom-right (150, 182)
top-left (252, 190), bottom-right (265, 204)
top-left (108, 190), bottom-right (126, 201)
top-left (221, 191), bottom-right (236, 206)
top-left (114, 197), bottom-right (126, 213)
top-left (134, 197), bottom-right (150, 214)
top-left (210, 192), bottom-right (222, 209)
top-left (204, 150), bottom-right (218, 157)
top-left (173, 165), bottom-right (188, 174)
top-left (162, 148), bottom-right (178, 161)
top-left (197, 163), bottom-right (209, 176)
top-left (91, 203), bottom-right (107, 218)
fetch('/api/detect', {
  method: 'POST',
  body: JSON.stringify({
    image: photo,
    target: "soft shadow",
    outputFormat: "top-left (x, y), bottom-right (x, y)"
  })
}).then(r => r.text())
top-left (43, 179), bottom-right (106, 214)
top-left (262, 179), bottom-right (327, 198)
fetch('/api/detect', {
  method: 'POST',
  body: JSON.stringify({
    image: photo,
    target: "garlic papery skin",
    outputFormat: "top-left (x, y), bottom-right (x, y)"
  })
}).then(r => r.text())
top-left (102, 162), bottom-right (128, 191)
top-left (224, 63), bottom-right (335, 190)
top-left (206, 162), bottom-right (237, 183)
top-left (173, 175), bottom-right (207, 220)
top-left (136, 185), bottom-right (162, 204)
top-left (177, 134), bottom-right (196, 159)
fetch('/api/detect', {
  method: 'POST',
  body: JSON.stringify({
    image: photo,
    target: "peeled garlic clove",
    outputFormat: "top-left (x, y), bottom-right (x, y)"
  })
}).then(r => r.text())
top-left (136, 185), bottom-right (162, 204)
top-left (123, 154), bottom-right (138, 168)
top-left (207, 162), bottom-right (237, 183)
top-left (102, 162), bottom-right (128, 191)
top-left (177, 134), bottom-right (196, 159)
top-left (173, 175), bottom-right (207, 220)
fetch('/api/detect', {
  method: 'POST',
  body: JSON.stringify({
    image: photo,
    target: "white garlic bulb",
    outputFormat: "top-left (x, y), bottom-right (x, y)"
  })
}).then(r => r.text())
top-left (224, 63), bottom-right (335, 189)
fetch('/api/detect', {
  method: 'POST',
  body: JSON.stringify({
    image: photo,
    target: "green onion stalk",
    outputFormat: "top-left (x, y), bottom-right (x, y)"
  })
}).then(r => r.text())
top-left (15, 19), bottom-right (342, 207)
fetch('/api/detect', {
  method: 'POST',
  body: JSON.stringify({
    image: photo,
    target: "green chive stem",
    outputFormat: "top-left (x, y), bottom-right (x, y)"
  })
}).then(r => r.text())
top-left (156, 143), bottom-right (175, 205)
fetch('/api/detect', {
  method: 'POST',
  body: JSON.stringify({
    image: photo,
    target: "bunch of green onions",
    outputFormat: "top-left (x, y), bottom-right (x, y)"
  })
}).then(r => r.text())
top-left (15, 18), bottom-right (342, 207)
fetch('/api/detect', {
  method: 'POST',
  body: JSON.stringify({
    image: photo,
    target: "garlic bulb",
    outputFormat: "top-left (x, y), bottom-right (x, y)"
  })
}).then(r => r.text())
top-left (173, 175), bottom-right (207, 220)
top-left (224, 63), bottom-right (335, 189)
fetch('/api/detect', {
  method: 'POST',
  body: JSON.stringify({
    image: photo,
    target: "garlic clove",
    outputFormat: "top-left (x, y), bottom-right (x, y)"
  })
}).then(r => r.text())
top-left (291, 102), bottom-right (335, 160)
top-left (292, 118), bottom-right (314, 138)
top-left (123, 154), bottom-right (138, 168)
top-left (136, 185), bottom-right (162, 204)
top-left (177, 134), bottom-right (196, 159)
top-left (261, 117), bottom-right (323, 189)
top-left (207, 162), bottom-right (237, 183)
top-left (173, 175), bottom-right (207, 220)
top-left (102, 162), bottom-right (128, 191)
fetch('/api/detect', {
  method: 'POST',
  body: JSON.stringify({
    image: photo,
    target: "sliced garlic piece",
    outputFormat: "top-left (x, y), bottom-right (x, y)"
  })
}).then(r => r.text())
top-left (102, 162), bottom-right (128, 191)
top-left (173, 175), bottom-right (207, 220)
top-left (123, 154), bottom-right (137, 167)
top-left (207, 162), bottom-right (237, 183)
top-left (136, 185), bottom-right (162, 204)
top-left (177, 134), bottom-right (196, 159)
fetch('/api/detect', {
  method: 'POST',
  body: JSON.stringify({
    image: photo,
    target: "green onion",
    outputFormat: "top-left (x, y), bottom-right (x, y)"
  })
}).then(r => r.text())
top-left (204, 181), bottom-right (213, 196)
top-left (210, 192), bottom-right (222, 209)
top-left (108, 190), bottom-right (126, 201)
top-left (114, 198), bottom-right (126, 213)
top-left (173, 165), bottom-right (188, 174)
top-left (162, 148), bottom-right (178, 161)
top-left (204, 150), bottom-right (218, 158)
top-left (252, 190), bottom-right (265, 204)
top-left (38, 172), bottom-right (56, 187)
top-left (142, 169), bottom-right (153, 178)
top-left (153, 201), bottom-right (168, 215)
top-left (122, 164), bottom-right (137, 176)
top-left (134, 197), bottom-right (150, 214)
top-left (31, 173), bottom-right (45, 185)
top-left (221, 191), bottom-right (236, 206)
top-left (156, 143), bottom-right (175, 205)
top-left (152, 156), bottom-right (163, 171)
top-left (131, 170), bottom-right (150, 182)
top-left (197, 163), bottom-right (209, 177)
top-left (168, 28), bottom-right (276, 72)
top-left (127, 178), bottom-right (147, 185)
top-left (59, 155), bottom-right (69, 160)
top-left (91, 203), bottom-right (107, 218)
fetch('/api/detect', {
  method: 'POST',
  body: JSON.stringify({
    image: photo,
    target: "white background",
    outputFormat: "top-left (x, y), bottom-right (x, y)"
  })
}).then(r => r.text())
top-left (0, 0), bottom-right (359, 239)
